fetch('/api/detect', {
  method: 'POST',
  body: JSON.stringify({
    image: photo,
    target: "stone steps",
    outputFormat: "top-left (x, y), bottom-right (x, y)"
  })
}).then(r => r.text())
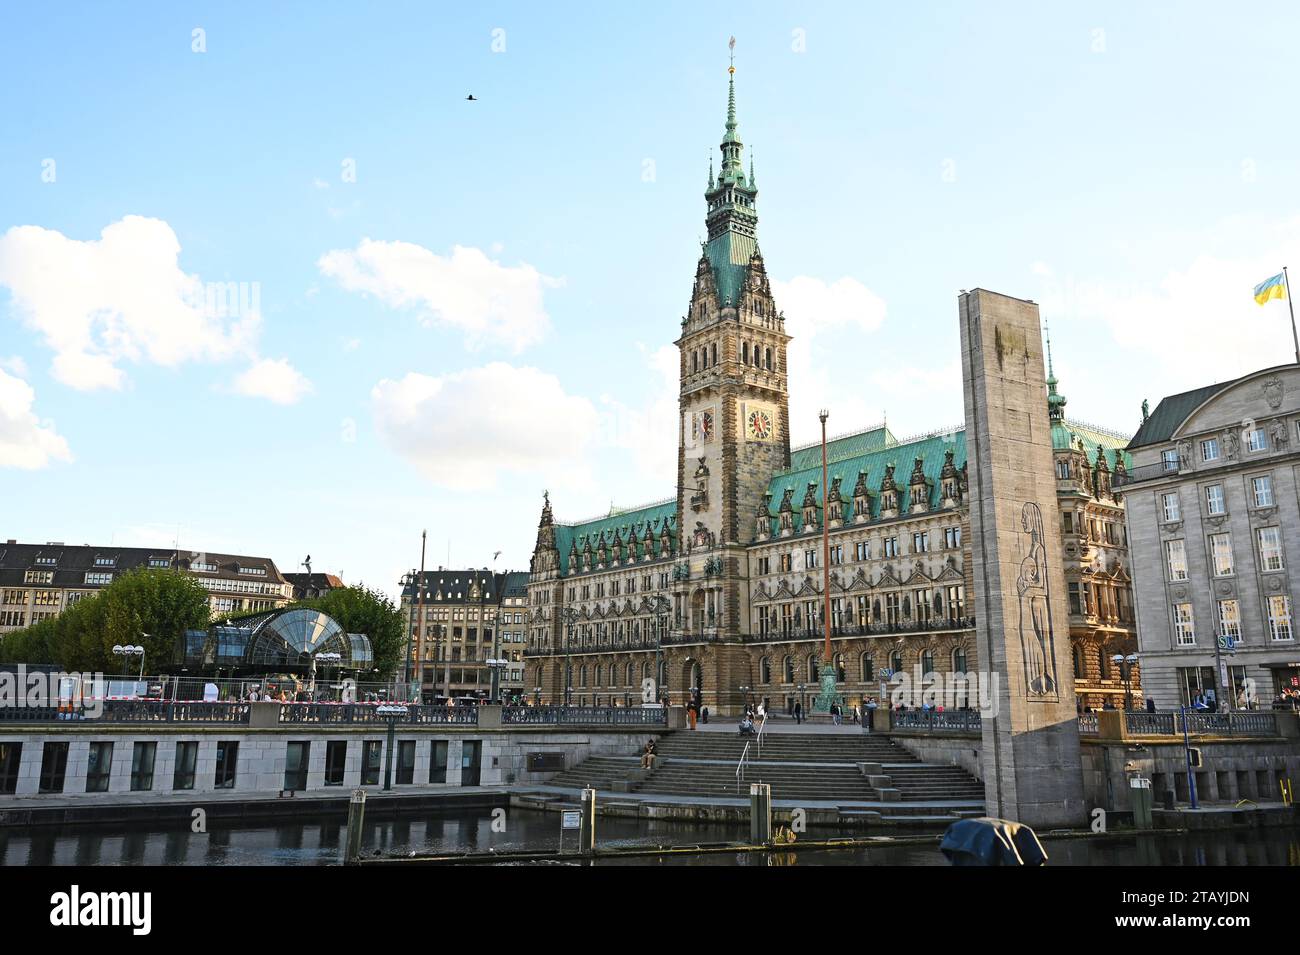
top-left (542, 733), bottom-right (986, 813)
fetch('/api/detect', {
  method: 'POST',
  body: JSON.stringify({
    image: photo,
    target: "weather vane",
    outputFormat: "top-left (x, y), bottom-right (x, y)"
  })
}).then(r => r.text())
top-left (729, 36), bottom-right (736, 73)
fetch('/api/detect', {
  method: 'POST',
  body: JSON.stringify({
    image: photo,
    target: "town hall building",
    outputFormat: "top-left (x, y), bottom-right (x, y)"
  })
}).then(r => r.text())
top-left (524, 67), bottom-right (1138, 716)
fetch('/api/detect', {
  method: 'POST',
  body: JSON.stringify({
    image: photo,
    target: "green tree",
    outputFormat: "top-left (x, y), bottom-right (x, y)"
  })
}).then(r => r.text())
top-left (99, 568), bottom-right (211, 671)
top-left (301, 585), bottom-right (404, 679)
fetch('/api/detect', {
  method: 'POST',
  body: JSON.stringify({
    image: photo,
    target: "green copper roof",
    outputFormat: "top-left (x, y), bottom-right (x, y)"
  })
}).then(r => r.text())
top-left (1054, 418), bottom-right (1133, 470)
top-left (788, 425), bottom-right (897, 471)
top-left (1128, 380), bottom-right (1234, 449)
top-left (705, 232), bottom-right (756, 307)
top-left (553, 499), bottom-right (677, 576)
top-left (763, 428), bottom-right (966, 534)
top-left (703, 68), bottom-right (758, 308)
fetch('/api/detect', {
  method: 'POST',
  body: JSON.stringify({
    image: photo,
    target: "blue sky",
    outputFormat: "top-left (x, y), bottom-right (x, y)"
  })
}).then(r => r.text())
top-left (2, 1), bottom-right (1299, 594)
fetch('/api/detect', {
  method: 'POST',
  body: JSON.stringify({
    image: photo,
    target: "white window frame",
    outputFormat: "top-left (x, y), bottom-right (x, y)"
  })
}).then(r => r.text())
top-left (1217, 599), bottom-right (1241, 641)
top-left (1201, 438), bottom-right (1220, 462)
top-left (1209, 533), bottom-right (1233, 577)
top-left (1251, 475), bottom-right (1274, 508)
top-left (1165, 539), bottom-right (1188, 581)
top-left (1258, 526), bottom-right (1284, 572)
top-left (1204, 484), bottom-right (1225, 516)
top-left (1173, 603), bottom-right (1196, 647)
top-left (1161, 492), bottom-right (1181, 522)
top-left (1247, 427), bottom-right (1268, 453)
top-left (1268, 595), bottom-right (1293, 642)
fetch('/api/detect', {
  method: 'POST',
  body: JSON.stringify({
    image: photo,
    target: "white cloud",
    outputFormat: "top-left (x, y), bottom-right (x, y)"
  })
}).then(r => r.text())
top-left (370, 362), bottom-right (599, 490)
top-left (1036, 215), bottom-right (1300, 419)
top-left (595, 343), bottom-right (679, 487)
top-left (319, 240), bottom-right (561, 352)
top-left (0, 368), bottom-right (72, 469)
top-left (773, 275), bottom-right (889, 444)
top-left (0, 216), bottom-right (260, 390)
top-left (0, 356), bottom-right (27, 377)
top-left (231, 358), bottom-right (313, 405)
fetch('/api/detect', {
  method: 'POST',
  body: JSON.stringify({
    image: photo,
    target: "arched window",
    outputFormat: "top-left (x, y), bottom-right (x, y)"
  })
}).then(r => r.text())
top-left (860, 653), bottom-right (874, 682)
top-left (889, 650), bottom-right (903, 673)
top-left (952, 648), bottom-right (968, 673)
top-left (765, 347), bottom-right (772, 369)
top-left (782, 655), bottom-right (794, 682)
top-left (1072, 645), bottom-right (1083, 677)
top-left (808, 655), bottom-right (820, 681)
top-left (692, 351), bottom-right (698, 373)
top-left (759, 656), bottom-right (771, 684)
top-left (834, 653), bottom-right (846, 682)
top-left (711, 342), bottom-right (717, 366)
top-left (742, 342), bottom-right (749, 364)
top-left (580, 664), bottom-right (588, 687)
top-left (1098, 652), bottom-right (1109, 680)
top-left (920, 650), bottom-right (935, 675)
top-left (594, 664), bottom-right (603, 686)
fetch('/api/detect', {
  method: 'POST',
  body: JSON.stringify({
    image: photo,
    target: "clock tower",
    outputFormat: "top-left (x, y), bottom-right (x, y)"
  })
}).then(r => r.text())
top-left (674, 60), bottom-right (790, 647)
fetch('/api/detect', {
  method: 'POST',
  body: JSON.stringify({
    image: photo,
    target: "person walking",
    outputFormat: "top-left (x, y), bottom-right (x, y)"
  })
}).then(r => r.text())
top-left (864, 696), bottom-right (878, 734)
top-left (793, 699), bottom-right (803, 725)
top-left (686, 699), bottom-right (698, 731)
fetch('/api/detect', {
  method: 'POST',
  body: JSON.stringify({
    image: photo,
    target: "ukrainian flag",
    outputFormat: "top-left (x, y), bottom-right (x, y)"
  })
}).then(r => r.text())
top-left (1255, 272), bottom-right (1286, 305)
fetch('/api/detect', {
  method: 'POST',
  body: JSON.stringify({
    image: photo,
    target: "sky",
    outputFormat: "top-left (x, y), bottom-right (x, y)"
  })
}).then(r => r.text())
top-left (2, 1), bottom-right (1300, 596)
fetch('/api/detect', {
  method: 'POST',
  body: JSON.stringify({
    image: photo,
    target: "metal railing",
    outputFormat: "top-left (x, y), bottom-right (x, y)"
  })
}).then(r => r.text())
top-left (1124, 711), bottom-right (1176, 735)
top-left (501, 705), bottom-right (667, 726)
top-left (736, 740), bottom-right (751, 794)
top-left (278, 703), bottom-right (478, 725)
top-left (1113, 459), bottom-right (1182, 488)
top-left (889, 709), bottom-right (983, 732)
top-left (1077, 712), bottom-right (1099, 735)
top-left (0, 700), bottom-right (252, 723)
top-left (1180, 710), bottom-right (1278, 737)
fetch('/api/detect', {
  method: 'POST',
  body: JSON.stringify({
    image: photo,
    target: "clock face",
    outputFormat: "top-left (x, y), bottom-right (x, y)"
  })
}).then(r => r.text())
top-left (700, 411), bottom-right (714, 440)
top-left (747, 408), bottom-right (773, 441)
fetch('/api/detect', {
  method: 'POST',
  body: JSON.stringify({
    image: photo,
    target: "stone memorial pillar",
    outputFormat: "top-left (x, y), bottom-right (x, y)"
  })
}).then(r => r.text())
top-left (959, 288), bottom-right (1086, 828)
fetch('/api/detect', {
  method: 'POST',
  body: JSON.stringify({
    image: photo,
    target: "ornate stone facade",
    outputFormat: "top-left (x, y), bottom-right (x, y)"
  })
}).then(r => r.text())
top-left (522, 69), bottom-right (1136, 717)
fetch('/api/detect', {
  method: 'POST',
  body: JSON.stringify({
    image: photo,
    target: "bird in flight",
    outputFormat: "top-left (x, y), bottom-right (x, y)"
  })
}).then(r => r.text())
top-left (466, 94), bottom-right (478, 101)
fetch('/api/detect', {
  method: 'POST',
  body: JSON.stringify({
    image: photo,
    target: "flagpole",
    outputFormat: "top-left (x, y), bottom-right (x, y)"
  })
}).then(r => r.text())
top-left (1285, 267), bottom-right (1300, 365)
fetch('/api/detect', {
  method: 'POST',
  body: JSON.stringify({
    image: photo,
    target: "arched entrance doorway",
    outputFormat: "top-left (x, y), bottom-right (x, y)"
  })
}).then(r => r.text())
top-left (682, 657), bottom-right (703, 706)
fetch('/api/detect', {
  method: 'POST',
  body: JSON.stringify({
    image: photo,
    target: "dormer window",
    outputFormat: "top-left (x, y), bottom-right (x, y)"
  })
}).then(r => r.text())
top-left (34, 556), bottom-right (57, 566)
top-left (238, 566), bottom-right (267, 576)
top-left (93, 556), bottom-right (116, 567)
top-left (148, 558), bottom-right (170, 568)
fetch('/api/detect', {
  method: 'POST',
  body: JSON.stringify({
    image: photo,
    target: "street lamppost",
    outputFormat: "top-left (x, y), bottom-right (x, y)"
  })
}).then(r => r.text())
top-left (486, 658), bottom-right (508, 704)
top-left (812, 408), bottom-right (840, 718)
top-left (652, 595), bottom-right (671, 704)
top-left (314, 652), bottom-right (341, 700)
top-left (377, 702), bottom-right (409, 792)
top-left (112, 644), bottom-right (146, 684)
top-left (1112, 653), bottom-right (1139, 710)
top-left (562, 607), bottom-right (578, 706)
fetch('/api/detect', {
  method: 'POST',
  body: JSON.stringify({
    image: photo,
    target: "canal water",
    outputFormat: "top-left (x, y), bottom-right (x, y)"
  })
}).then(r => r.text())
top-left (1, 810), bottom-right (1296, 866)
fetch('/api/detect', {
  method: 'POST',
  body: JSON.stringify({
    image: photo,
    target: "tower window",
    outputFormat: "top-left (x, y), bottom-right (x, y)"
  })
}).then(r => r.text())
top-left (742, 342), bottom-right (749, 364)
top-left (765, 348), bottom-right (772, 370)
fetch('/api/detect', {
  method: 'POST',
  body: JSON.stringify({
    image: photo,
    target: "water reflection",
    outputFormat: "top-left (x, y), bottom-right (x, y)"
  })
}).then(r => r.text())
top-left (0, 811), bottom-right (1296, 867)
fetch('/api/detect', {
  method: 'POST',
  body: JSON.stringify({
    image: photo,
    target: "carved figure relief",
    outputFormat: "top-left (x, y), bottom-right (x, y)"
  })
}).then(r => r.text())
top-left (1016, 502), bottom-right (1059, 697)
top-left (1261, 376), bottom-right (1284, 410)
top-left (690, 457), bottom-right (710, 511)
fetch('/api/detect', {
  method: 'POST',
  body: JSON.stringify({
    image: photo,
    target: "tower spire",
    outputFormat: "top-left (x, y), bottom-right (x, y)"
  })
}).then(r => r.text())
top-left (1045, 323), bottom-right (1067, 421)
